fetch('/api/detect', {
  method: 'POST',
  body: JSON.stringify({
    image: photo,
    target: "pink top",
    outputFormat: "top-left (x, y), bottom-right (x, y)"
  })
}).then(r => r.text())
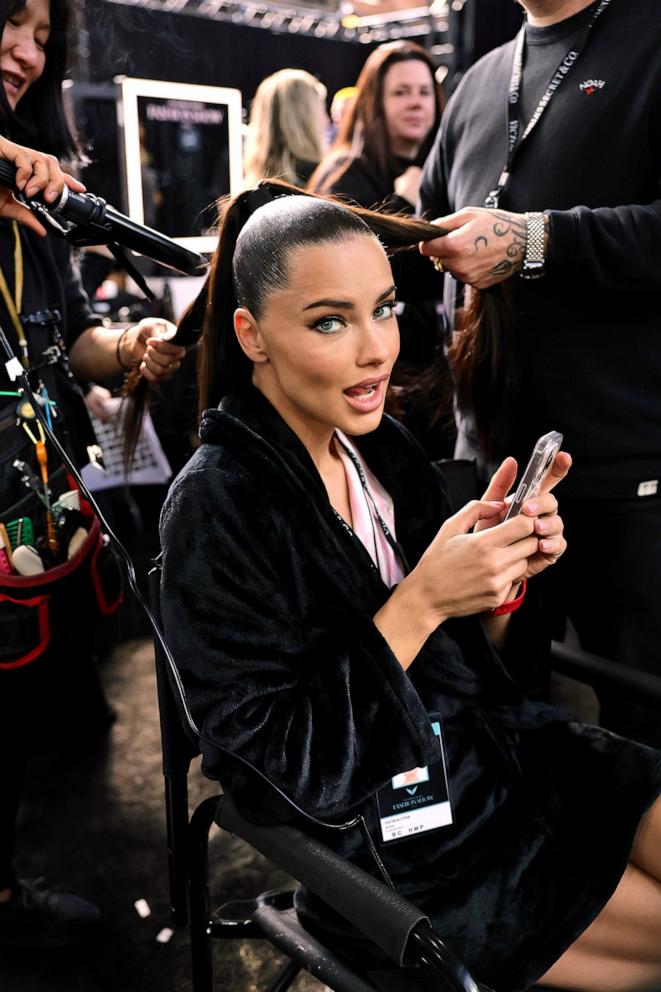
top-left (335, 432), bottom-right (405, 589)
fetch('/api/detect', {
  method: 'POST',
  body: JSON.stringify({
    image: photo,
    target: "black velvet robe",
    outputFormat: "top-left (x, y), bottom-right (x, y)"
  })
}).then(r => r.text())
top-left (159, 386), bottom-right (661, 991)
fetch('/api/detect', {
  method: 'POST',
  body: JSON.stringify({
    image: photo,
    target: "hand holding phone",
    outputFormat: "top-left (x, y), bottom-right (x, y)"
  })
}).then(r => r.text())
top-left (503, 431), bottom-right (564, 521)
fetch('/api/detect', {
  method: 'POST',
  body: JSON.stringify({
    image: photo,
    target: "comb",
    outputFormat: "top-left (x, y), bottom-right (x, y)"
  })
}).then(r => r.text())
top-left (6, 517), bottom-right (34, 551)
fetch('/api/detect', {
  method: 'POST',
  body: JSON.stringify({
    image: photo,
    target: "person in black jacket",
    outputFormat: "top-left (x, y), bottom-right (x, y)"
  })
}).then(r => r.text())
top-left (160, 182), bottom-right (661, 992)
top-left (417, 0), bottom-right (661, 747)
top-left (0, 0), bottom-right (185, 947)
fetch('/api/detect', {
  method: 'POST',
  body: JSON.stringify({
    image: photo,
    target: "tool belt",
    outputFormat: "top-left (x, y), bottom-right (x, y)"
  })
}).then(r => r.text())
top-left (0, 466), bottom-right (122, 671)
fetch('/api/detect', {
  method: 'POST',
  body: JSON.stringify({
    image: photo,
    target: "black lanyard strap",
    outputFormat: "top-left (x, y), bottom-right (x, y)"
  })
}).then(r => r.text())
top-left (484, 0), bottom-right (612, 208)
top-left (335, 434), bottom-right (410, 574)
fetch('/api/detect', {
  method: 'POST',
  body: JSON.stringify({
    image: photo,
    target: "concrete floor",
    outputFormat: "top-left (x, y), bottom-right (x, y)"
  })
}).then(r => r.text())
top-left (1, 637), bottom-right (322, 992)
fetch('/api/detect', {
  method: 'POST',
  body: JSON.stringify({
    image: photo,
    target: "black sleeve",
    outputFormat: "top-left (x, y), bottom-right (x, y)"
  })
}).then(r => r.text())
top-left (419, 123), bottom-right (452, 221)
top-left (547, 199), bottom-right (661, 292)
top-left (51, 240), bottom-right (103, 351)
top-left (159, 466), bottom-right (439, 821)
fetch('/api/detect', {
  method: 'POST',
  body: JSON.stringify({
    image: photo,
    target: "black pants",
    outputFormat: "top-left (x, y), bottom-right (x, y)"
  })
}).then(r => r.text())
top-left (540, 493), bottom-right (661, 748)
top-left (0, 642), bottom-right (113, 891)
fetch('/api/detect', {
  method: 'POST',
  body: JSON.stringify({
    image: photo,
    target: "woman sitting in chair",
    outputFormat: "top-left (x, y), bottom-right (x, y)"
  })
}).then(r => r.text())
top-left (159, 183), bottom-right (661, 992)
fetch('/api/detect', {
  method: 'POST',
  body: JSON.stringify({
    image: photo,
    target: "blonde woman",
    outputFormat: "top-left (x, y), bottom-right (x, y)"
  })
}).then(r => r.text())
top-left (243, 69), bottom-right (329, 188)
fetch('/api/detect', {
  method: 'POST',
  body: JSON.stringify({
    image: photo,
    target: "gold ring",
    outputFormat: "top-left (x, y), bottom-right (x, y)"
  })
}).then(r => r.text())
top-left (431, 257), bottom-right (444, 274)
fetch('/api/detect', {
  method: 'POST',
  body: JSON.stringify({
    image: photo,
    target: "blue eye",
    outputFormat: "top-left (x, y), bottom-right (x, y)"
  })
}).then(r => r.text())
top-left (373, 301), bottom-right (397, 320)
top-left (312, 315), bottom-right (345, 335)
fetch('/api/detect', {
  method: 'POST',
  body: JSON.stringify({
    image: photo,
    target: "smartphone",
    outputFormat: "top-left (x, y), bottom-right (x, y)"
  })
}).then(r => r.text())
top-left (503, 430), bottom-right (563, 521)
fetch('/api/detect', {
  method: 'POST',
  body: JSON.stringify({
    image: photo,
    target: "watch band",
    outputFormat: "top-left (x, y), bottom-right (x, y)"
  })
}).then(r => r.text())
top-left (521, 211), bottom-right (546, 279)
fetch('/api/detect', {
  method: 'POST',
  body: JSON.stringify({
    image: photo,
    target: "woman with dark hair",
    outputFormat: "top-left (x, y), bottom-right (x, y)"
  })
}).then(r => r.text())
top-left (0, 0), bottom-right (185, 947)
top-left (309, 41), bottom-right (443, 211)
top-left (160, 181), bottom-right (661, 992)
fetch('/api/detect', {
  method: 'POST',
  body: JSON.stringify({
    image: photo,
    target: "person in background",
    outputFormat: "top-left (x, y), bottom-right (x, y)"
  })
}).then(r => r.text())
top-left (243, 68), bottom-right (329, 189)
top-left (328, 84), bottom-right (357, 144)
top-left (0, 0), bottom-right (185, 947)
top-left (160, 181), bottom-right (661, 992)
top-left (417, 0), bottom-right (661, 747)
top-left (309, 41), bottom-right (443, 212)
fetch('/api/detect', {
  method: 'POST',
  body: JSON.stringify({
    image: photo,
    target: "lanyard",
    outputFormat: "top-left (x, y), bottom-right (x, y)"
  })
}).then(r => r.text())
top-left (335, 435), bottom-right (410, 574)
top-left (0, 221), bottom-right (27, 366)
top-left (484, 0), bottom-right (612, 208)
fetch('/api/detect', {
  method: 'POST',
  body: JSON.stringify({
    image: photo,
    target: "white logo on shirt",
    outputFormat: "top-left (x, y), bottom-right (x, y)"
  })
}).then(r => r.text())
top-left (579, 79), bottom-right (606, 94)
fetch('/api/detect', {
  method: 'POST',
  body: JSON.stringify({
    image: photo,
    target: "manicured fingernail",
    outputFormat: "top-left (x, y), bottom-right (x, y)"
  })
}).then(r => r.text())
top-left (539, 540), bottom-right (553, 552)
top-left (524, 500), bottom-right (538, 514)
top-left (536, 520), bottom-right (549, 534)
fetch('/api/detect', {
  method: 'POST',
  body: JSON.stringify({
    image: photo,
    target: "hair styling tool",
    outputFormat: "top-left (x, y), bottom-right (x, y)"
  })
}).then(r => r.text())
top-left (12, 543), bottom-right (45, 576)
top-left (5, 516), bottom-right (34, 550)
top-left (19, 409), bottom-right (58, 554)
top-left (0, 522), bottom-right (13, 571)
top-left (12, 459), bottom-right (50, 509)
top-left (0, 160), bottom-right (206, 277)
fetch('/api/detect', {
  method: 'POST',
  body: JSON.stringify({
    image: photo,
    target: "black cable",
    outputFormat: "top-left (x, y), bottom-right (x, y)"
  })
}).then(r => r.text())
top-left (0, 327), bottom-right (395, 888)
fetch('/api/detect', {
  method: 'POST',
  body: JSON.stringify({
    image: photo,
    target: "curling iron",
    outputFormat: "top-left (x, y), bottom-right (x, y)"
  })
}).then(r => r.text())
top-left (0, 159), bottom-right (207, 277)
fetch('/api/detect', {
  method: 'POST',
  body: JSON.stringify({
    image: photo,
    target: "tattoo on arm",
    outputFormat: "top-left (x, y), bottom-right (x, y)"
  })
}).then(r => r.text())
top-left (474, 235), bottom-right (488, 250)
top-left (488, 211), bottom-right (527, 279)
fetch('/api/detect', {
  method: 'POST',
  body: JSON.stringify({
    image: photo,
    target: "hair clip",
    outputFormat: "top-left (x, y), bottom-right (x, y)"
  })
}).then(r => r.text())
top-left (238, 185), bottom-right (277, 227)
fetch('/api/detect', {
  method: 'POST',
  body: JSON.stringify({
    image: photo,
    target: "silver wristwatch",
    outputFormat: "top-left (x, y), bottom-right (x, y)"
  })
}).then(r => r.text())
top-left (520, 211), bottom-right (546, 280)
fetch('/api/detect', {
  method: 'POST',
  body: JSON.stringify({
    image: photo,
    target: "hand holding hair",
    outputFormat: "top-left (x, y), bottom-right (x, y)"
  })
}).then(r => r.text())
top-left (419, 206), bottom-right (532, 289)
top-left (117, 318), bottom-right (186, 383)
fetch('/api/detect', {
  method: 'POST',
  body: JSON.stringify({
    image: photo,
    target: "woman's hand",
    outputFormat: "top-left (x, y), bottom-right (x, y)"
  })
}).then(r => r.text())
top-left (477, 452), bottom-right (572, 580)
top-left (393, 166), bottom-right (423, 207)
top-left (519, 451), bottom-right (571, 578)
top-left (0, 136), bottom-right (86, 236)
top-left (414, 500), bottom-right (540, 622)
top-left (83, 383), bottom-right (115, 423)
top-left (119, 318), bottom-right (187, 383)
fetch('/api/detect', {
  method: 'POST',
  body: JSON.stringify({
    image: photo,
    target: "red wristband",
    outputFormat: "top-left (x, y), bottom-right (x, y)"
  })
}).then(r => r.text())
top-left (485, 578), bottom-right (527, 617)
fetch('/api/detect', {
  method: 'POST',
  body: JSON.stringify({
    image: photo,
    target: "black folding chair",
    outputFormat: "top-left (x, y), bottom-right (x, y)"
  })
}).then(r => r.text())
top-left (148, 564), bottom-right (481, 992)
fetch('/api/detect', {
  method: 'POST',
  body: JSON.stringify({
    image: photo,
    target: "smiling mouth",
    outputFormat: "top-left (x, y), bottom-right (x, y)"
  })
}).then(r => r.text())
top-left (2, 72), bottom-right (23, 92)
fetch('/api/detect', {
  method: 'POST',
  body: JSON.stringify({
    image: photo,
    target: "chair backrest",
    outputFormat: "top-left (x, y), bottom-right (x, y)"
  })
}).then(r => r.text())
top-left (148, 562), bottom-right (200, 925)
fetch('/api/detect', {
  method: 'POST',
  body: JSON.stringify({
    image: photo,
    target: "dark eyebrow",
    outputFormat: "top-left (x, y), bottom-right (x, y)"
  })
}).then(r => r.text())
top-left (301, 284), bottom-right (396, 313)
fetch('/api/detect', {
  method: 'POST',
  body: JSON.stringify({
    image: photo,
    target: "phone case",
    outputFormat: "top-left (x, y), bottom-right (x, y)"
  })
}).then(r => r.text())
top-left (504, 430), bottom-right (563, 520)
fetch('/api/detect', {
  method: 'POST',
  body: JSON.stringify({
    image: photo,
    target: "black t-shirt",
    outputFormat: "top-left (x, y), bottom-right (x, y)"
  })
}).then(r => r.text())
top-left (519, 5), bottom-right (597, 127)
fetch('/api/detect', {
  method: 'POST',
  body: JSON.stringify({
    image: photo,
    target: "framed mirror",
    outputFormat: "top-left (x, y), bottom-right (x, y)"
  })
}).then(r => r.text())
top-left (119, 77), bottom-right (243, 254)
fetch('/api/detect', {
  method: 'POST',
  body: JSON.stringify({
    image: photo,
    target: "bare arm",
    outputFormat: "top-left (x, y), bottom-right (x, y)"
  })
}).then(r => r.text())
top-left (68, 318), bottom-right (186, 384)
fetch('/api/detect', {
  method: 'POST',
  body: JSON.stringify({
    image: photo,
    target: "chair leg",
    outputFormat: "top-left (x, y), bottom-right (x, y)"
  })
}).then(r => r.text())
top-left (188, 795), bottom-right (220, 992)
top-left (265, 959), bottom-right (300, 992)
